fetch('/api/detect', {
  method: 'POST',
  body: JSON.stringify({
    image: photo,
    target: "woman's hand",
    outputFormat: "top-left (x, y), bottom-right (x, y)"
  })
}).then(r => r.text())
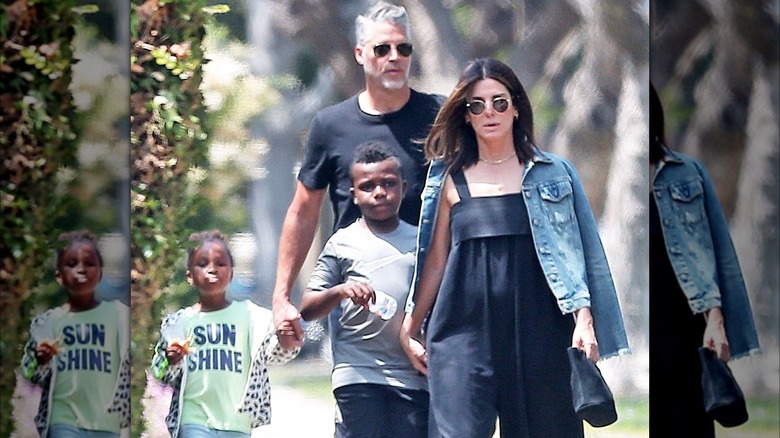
top-left (703, 307), bottom-right (730, 362)
top-left (400, 315), bottom-right (428, 375)
top-left (571, 307), bottom-right (599, 362)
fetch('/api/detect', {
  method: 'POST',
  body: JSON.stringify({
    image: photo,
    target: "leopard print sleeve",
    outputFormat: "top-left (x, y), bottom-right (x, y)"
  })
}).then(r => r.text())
top-left (107, 350), bottom-right (131, 427)
top-left (151, 311), bottom-right (185, 384)
top-left (151, 337), bottom-right (184, 384)
top-left (20, 311), bottom-right (54, 384)
top-left (264, 332), bottom-right (301, 366)
top-left (235, 327), bottom-right (299, 428)
top-left (236, 337), bottom-right (274, 428)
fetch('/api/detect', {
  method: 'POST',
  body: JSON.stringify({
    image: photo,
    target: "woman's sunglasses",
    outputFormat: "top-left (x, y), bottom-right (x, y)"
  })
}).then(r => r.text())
top-left (466, 97), bottom-right (510, 115)
top-left (373, 42), bottom-right (414, 58)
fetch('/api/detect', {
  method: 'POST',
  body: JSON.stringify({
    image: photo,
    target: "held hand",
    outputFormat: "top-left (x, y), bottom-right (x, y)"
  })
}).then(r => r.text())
top-left (572, 307), bottom-right (599, 362)
top-left (703, 307), bottom-right (730, 362)
top-left (278, 331), bottom-right (302, 351)
top-left (273, 300), bottom-right (304, 347)
top-left (339, 282), bottom-right (375, 310)
top-left (406, 337), bottom-right (428, 376)
top-left (399, 316), bottom-right (428, 375)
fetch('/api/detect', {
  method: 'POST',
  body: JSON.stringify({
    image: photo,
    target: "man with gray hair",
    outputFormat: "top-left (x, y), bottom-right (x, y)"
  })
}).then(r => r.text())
top-left (272, 1), bottom-right (443, 353)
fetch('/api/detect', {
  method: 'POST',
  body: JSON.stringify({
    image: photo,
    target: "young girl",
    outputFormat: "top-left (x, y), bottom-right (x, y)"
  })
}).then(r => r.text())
top-left (20, 231), bottom-right (131, 438)
top-left (151, 231), bottom-right (300, 438)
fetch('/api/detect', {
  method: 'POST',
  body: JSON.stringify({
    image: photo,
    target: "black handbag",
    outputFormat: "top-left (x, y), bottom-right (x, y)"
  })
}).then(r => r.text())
top-left (698, 347), bottom-right (749, 427)
top-left (567, 347), bottom-right (618, 427)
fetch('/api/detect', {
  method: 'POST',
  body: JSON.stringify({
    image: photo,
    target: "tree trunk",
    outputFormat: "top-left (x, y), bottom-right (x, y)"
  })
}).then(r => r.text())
top-left (272, 0), bottom-right (364, 99)
top-left (730, 59), bottom-right (779, 394)
top-left (508, 0), bottom-right (579, 88)
top-left (599, 60), bottom-right (650, 393)
top-left (403, 0), bottom-right (465, 94)
top-left (548, 1), bottom-right (624, 217)
top-left (679, 0), bottom-right (753, 217)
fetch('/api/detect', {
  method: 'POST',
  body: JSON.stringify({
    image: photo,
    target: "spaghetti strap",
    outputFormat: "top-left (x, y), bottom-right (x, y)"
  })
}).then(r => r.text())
top-left (452, 171), bottom-right (471, 200)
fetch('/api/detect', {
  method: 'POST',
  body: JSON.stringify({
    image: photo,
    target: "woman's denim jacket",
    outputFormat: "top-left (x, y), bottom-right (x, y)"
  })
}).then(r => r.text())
top-left (406, 149), bottom-right (630, 359)
top-left (652, 150), bottom-right (760, 359)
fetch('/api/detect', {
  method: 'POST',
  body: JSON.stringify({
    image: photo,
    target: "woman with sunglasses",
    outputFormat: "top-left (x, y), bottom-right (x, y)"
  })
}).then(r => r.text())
top-left (399, 58), bottom-right (629, 437)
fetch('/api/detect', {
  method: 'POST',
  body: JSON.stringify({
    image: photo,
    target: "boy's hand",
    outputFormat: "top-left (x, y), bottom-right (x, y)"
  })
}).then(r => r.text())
top-left (339, 282), bottom-right (375, 309)
top-left (404, 337), bottom-right (428, 376)
top-left (400, 316), bottom-right (428, 375)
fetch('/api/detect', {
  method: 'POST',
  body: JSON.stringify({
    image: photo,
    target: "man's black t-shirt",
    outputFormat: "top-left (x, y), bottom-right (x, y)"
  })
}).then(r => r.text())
top-left (298, 89), bottom-right (444, 232)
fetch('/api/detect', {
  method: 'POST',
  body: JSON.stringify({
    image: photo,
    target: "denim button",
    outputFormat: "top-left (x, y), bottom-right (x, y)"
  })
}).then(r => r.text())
top-left (663, 218), bottom-right (671, 226)
top-left (539, 246), bottom-right (550, 254)
top-left (548, 273), bottom-right (559, 282)
top-left (679, 273), bottom-right (689, 282)
top-left (524, 190), bottom-right (531, 198)
top-left (655, 191), bottom-right (663, 198)
top-left (670, 246), bottom-right (682, 254)
top-left (532, 218), bottom-right (540, 226)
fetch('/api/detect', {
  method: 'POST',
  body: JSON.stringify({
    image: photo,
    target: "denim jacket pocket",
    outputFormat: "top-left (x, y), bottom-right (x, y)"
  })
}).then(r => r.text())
top-left (669, 179), bottom-right (705, 225)
top-left (538, 178), bottom-right (575, 226)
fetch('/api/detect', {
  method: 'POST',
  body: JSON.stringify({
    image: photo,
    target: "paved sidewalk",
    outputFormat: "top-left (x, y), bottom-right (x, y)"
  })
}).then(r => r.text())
top-left (252, 385), bottom-right (335, 437)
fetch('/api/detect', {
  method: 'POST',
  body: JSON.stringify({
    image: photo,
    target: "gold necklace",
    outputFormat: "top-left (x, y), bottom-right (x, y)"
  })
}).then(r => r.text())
top-left (479, 151), bottom-right (516, 164)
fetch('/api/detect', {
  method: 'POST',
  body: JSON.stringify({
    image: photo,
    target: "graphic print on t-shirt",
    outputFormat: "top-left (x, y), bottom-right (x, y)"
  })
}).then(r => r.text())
top-left (187, 322), bottom-right (244, 373)
top-left (56, 322), bottom-right (113, 373)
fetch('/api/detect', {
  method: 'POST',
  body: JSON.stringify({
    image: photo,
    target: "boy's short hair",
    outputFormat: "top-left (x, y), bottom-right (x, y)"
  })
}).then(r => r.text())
top-left (351, 141), bottom-right (404, 179)
top-left (56, 230), bottom-right (103, 269)
top-left (187, 230), bottom-right (234, 269)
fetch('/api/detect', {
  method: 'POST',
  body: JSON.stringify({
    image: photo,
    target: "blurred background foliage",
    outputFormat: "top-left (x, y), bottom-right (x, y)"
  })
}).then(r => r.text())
top-left (2, 0), bottom-right (130, 435)
top-left (1, 1), bottom-right (80, 433)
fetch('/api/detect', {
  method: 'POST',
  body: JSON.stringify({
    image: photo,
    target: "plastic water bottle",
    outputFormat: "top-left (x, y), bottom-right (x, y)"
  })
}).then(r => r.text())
top-left (368, 290), bottom-right (397, 320)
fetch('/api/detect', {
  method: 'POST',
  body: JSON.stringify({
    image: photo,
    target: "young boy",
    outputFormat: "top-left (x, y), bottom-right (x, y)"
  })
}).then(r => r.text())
top-left (300, 141), bottom-right (429, 438)
top-left (151, 231), bottom-right (300, 438)
top-left (20, 231), bottom-right (130, 438)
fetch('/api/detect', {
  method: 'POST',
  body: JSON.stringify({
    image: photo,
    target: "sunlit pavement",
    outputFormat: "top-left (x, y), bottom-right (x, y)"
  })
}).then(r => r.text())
top-left (252, 384), bottom-right (335, 437)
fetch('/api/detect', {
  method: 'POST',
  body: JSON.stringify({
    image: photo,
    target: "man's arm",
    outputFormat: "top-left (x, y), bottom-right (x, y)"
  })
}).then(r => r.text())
top-left (272, 181), bottom-right (327, 345)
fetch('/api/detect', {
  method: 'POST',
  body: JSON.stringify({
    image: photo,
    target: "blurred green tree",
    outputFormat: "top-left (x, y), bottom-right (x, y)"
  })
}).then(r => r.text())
top-left (0, 1), bottom-right (85, 434)
top-left (130, 0), bottom-right (217, 434)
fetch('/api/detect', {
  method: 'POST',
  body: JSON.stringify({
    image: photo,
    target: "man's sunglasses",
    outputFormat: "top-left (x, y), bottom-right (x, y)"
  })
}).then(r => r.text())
top-left (466, 97), bottom-right (511, 115)
top-left (373, 42), bottom-right (414, 58)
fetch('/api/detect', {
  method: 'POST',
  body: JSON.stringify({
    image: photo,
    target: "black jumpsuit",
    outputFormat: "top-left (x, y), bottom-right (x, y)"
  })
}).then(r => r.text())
top-left (426, 171), bottom-right (582, 438)
top-left (649, 194), bottom-right (714, 437)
